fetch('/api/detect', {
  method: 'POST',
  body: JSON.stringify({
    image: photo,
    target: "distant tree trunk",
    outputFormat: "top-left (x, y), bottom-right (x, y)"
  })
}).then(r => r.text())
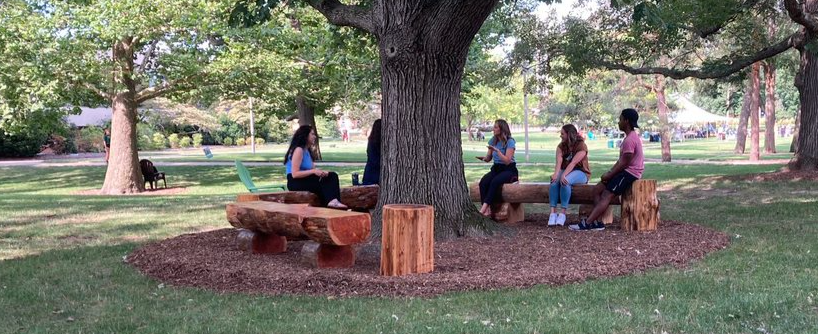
top-left (764, 20), bottom-right (777, 154)
top-left (735, 63), bottom-right (760, 155)
top-left (295, 95), bottom-right (322, 160)
top-left (654, 75), bottom-right (672, 162)
top-left (750, 62), bottom-right (761, 161)
top-left (763, 60), bottom-right (777, 154)
top-left (791, 106), bottom-right (801, 153)
top-left (101, 37), bottom-right (144, 194)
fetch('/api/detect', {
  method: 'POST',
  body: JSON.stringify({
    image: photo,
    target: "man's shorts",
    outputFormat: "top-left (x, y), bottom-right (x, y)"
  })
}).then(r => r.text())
top-left (606, 171), bottom-right (638, 195)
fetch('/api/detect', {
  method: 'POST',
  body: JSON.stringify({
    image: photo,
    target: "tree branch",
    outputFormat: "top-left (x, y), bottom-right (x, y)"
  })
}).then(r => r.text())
top-left (597, 33), bottom-right (797, 80)
top-left (134, 75), bottom-right (195, 103)
top-left (784, 0), bottom-right (818, 33)
top-left (137, 40), bottom-right (159, 74)
top-left (676, 0), bottom-right (764, 38)
top-left (307, 0), bottom-right (374, 34)
top-left (83, 83), bottom-right (113, 100)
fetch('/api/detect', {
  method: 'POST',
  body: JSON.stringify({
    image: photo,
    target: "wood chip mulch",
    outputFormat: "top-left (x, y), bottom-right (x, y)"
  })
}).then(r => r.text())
top-left (126, 215), bottom-right (729, 298)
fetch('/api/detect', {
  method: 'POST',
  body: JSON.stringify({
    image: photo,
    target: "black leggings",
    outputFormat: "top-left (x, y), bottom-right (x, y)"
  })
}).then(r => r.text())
top-left (287, 172), bottom-right (342, 206)
top-left (479, 163), bottom-right (518, 205)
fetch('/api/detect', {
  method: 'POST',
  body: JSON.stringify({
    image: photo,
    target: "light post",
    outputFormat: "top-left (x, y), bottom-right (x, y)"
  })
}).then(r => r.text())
top-left (522, 63), bottom-right (531, 162)
top-left (249, 97), bottom-right (256, 154)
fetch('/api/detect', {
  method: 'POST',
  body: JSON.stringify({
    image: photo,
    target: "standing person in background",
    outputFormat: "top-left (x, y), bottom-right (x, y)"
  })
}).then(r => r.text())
top-left (548, 124), bottom-right (591, 226)
top-left (284, 125), bottom-right (348, 209)
top-left (362, 119), bottom-right (381, 185)
top-left (102, 128), bottom-right (111, 163)
top-left (476, 119), bottom-right (518, 217)
top-left (570, 109), bottom-right (644, 231)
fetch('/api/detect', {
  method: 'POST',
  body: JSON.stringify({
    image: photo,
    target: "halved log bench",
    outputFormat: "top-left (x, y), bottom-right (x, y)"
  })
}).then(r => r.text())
top-left (237, 185), bottom-right (379, 210)
top-left (468, 179), bottom-right (659, 230)
top-left (226, 201), bottom-right (371, 268)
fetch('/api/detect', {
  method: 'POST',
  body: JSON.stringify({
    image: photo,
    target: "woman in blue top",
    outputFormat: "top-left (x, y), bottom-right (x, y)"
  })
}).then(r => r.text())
top-left (284, 125), bottom-right (348, 209)
top-left (362, 119), bottom-right (381, 185)
top-left (476, 119), bottom-right (518, 217)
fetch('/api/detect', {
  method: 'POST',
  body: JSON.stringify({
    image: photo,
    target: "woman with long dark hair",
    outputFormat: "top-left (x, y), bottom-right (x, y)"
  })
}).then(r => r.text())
top-left (284, 125), bottom-right (347, 209)
top-left (362, 119), bottom-right (381, 185)
top-left (548, 124), bottom-right (591, 226)
top-left (476, 119), bottom-right (518, 217)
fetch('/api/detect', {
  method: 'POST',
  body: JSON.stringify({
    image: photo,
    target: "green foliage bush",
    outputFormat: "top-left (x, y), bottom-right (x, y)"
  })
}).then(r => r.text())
top-left (236, 137), bottom-right (246, 146)
top-left (0, 132), bottom-right (48, 157)
top-left (315, 115), bottom-right (340, 139)
top-left (152, 133), bottom-right (168, 149)
top-left (223, 137), bottom-right (234, 146)
top-left (211, 134), bottom-right (223, 145)
top-left (255, 137), bottom-right (265, 146)
top-left (167, 133), bottom-right (180, 149)
top-left (266, 119), bottom-right (292, 143)
top-left (179, 136), bottom-right (192, 148)
top-left (192, 133), bottom-right (203, 148)
top-left (74, 127), bottom-right (104, 153)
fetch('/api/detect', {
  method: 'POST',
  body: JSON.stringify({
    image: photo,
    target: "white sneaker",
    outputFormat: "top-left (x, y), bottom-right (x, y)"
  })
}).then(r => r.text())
top-left (556, 213), bottom-right (566, 226)
top-left (548, 213), bottom-right (558, 226)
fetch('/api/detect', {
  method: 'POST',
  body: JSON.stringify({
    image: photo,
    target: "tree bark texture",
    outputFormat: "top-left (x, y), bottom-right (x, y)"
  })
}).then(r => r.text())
top-left (750, 62), bottom-right (761, 161)
top-left (790, 38), bottom-right (818, 170)
top-left (735, 63), bottom-right (761, 155)
top-left (295, 95), bottom-right (322, 160)
top-left (764, 18), bottom-right (778, 154)
top-left (654, 75), bottom-right (672, 162)
top-left (372, 1), bottom-right (502, 239)
top-left (101, 37), bottom-right (145, 194)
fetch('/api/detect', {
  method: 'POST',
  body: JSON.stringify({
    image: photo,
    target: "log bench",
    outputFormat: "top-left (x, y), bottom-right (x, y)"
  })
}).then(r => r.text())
top-left (226, 201), bottom-right (371, 268)
top-left (468, 179), bottom-right (659, 230)
top-left (237, 185), bottom-right (379, 210)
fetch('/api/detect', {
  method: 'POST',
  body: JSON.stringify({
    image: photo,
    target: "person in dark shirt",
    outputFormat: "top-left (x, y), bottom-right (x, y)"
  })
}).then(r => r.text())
top-left (362, 119), bottom-right (381, 185)
top-left (103, 128), bottom-right (111, 163)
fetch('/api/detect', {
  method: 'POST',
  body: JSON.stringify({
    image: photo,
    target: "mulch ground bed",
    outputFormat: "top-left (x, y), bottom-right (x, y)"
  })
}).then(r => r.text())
top-left (736, 169), bottom-right (818, 182)
top-left (127, 214), bottom-right (729, 298)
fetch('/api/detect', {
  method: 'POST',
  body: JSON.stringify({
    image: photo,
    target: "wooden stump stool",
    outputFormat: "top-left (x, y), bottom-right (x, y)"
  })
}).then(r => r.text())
top-left (380, 204), bottom-right (435, 276)
top-left (621, 179), bottom-right (660, 231)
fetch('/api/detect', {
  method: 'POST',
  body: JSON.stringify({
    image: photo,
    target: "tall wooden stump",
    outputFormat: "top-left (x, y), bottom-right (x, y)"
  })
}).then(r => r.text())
top-left (380, 204), bottom-right (434, 276)
top-left (621, 179), bottom-right (660, 231)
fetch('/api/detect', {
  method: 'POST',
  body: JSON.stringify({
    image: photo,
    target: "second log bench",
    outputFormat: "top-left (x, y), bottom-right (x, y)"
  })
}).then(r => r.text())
top-left (226, 201), bottom-right (371, 268)
top-left (468, 179), bottom-right (659, 230)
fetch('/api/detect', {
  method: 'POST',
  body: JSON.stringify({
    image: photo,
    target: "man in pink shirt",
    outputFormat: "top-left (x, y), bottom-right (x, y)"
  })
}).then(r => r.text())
top-left (570, 108), bottom-right (644, 231)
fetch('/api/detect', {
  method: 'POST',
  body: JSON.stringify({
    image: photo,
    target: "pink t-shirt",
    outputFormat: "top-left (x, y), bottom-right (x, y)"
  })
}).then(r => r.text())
top-left (620, 131), bottom-right (644, 178)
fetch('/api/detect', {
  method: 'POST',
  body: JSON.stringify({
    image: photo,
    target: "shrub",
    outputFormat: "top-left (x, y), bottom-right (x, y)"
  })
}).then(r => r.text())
top-left (211, 134), bottom-right (223, 145)
top-left (179, 136), bottom-right (192, 148)
top-left (236, 137), bottom-right (246, 146)
top-left (266, 119), bottom-right (291, 143)
top-left (152, 133), bottom-right (167, 149)
top-left (0, 132), bottom-right (49, 157)
top-left (315, 115), bottom-right (341, 139)
top-left (167, 133), bottom-right (180, 149)
top-left (192, 133), bottom-right (203, 148)
top-left (223, 137), bottom-right (234, 146)
top-left (74, 127), bottom-right (104, 153)
top-left (255, 137), bottom-right (265, 146)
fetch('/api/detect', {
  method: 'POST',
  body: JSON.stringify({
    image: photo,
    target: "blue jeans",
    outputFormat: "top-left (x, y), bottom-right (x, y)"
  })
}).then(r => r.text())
top-left (549, 170), bottom-right (589, 209)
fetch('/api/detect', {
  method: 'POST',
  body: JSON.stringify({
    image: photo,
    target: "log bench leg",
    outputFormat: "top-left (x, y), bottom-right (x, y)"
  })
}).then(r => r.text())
top-left (491, 202), bottom-right (525, 224)
top-left (236, 229), bottom-right (287, 254)
top-left (621, 179), bottom-right (660, 231)
top-left (300, 242), bottom-right (356, 268)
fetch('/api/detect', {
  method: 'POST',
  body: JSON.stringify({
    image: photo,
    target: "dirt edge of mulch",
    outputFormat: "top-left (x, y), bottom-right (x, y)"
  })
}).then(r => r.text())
top-left (126, 215), bottom-right (730, 298)
top-left (731, 168), bottom-right (818, 182)
top-left (73, 187), bottom-right (188, 196)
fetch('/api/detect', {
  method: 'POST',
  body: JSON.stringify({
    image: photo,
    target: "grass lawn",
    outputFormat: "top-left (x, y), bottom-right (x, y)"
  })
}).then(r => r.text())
top-left (1, 140), bottom-right (817, 333)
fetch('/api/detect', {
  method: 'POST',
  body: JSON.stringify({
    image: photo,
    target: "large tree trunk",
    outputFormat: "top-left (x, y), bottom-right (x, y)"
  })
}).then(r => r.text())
top-left (295, 95), bottom-right (322, 160)
top-left (789, 37), bottom-right (818, 170)
top-left (655, 75), bottom-right (672, 162)
top-left (101, 38), bottom-right (144, 194)
top-left (374, 2), bottom-right (501, 239)
top-left (750, 62), bottom-right (761, 161)
top-left (735, 63), bottom-right (761, 154)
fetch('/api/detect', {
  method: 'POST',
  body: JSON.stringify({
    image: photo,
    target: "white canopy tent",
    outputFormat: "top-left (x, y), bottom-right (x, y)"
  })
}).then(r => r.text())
top-left (671, 96), bottom-right (730, 125)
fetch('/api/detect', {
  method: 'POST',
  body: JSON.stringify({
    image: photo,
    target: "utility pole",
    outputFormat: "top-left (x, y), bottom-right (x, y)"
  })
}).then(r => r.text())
top-left (249, 97), bottom-right (256, 154)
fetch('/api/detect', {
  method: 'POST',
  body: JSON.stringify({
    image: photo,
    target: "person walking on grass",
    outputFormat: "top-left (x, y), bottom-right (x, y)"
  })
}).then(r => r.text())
top-left (548, 124), bottom-right (591, 226)
top-left (570, 108), bottom-right (644, 231)
top-left (284, 125), bottom-right (348, 209)
top-left (102, 127), bottom-right (111, 163)
top-left (476, 119), bottom-right (518, 217)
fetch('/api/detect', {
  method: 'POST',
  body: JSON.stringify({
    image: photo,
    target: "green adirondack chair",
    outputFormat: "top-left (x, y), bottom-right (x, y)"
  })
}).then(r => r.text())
top-left (235, 160), bottom-right (286, 193)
